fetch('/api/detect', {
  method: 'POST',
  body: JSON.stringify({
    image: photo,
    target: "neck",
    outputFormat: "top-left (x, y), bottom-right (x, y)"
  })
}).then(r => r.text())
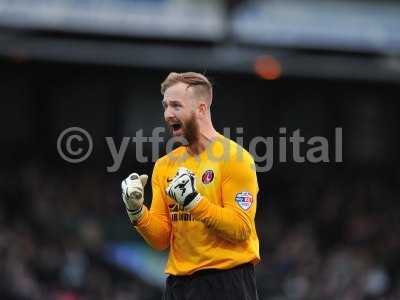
top-left (187, 123), bottom-right (218, 156)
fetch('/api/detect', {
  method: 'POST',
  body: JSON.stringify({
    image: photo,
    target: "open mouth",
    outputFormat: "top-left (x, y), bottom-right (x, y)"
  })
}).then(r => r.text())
top-left (170, 122), bottom-right (182, 134)
top-left (172, 124), bottom-right (181, 131)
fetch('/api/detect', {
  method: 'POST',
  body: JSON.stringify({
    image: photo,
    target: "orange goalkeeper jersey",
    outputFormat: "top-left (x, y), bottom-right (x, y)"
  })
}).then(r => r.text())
top-left (135, 133), bottom-right (260, 275)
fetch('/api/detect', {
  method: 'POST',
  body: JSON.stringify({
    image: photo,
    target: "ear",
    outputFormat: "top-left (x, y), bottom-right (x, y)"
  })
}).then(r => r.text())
top-left (197, 101), bottom-right (208, 117)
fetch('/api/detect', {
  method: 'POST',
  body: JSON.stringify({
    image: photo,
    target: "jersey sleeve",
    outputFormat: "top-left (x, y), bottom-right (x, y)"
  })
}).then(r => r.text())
top-left (189, 150), bottom-right (258, 242)
top-left (134, 160), bottom-right (172, 250)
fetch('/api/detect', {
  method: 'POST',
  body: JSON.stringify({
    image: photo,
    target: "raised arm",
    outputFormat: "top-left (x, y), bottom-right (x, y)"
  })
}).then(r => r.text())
top-left (165, 151), bottom-right (258, 243)
top-left (189, 155), bottom-right (258, 242)
top-left (122, 161), bottom-right (172, 251)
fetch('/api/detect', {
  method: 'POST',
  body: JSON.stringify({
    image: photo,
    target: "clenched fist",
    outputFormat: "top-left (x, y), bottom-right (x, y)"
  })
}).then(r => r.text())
top-left (121, 173), bottom-right (148, 222)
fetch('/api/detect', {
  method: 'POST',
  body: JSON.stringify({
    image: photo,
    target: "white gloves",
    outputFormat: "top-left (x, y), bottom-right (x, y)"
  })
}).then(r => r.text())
top-left (121, 173), bottom-right (148, 222)
top-left (166, 167), bottom-right (202, 210)
top-left (122, 167), bottom-right (201, 224)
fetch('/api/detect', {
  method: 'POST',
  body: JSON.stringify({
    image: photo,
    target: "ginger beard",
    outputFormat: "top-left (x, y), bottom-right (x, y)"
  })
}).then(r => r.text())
top-left (167, 111), bottom-right (199, 146)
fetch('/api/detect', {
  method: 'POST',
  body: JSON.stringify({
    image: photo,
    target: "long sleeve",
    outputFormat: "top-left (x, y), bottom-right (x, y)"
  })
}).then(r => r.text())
top-left (134, 161), bottom-right (172, 251)
top-left (188, 152), bottom-right (258, 243)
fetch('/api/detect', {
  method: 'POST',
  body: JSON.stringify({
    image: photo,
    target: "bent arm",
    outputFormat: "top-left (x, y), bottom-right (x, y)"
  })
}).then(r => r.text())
top-left (189, 155), bottom-right (258, 242)
top-left (134, 163), bottom-right (172, 250)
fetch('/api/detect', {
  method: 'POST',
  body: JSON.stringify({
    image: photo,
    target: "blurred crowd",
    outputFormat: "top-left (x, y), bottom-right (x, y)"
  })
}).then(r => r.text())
top-left (0, 163), bottom-right (160, 300)
top-left (1, 162), bottom-right (399, 300)
top-left (256, 170), bottom-right (400, 300)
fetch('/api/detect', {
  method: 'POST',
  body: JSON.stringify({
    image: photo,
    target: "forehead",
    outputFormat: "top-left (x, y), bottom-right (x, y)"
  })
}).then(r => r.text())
top-left (163, 82), bottom-right (193, 102)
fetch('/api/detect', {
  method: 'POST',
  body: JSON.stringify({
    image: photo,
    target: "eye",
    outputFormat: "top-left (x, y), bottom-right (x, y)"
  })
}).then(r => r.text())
top-left (172, 103), bottom-right (182, 109)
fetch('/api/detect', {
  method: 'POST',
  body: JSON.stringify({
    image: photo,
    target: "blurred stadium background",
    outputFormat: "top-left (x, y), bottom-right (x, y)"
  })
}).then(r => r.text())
top-left (1, 0), bottom-right (400, 299)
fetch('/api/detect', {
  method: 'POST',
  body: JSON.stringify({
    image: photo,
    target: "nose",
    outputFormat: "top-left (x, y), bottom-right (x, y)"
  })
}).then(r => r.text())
top-left (164, 106), bottom-right (175, 121)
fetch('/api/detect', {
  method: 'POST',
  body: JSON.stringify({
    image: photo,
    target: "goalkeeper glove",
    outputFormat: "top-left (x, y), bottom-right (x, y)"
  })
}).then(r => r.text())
top-left (166, 167), bottom-right (202, 210)
top-left (121, 173), bottom-right (148, 223)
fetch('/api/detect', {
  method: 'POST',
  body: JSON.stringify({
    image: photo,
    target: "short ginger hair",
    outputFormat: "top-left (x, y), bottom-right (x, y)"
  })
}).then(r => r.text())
top-left (161, 72), bottom-right (213, 105)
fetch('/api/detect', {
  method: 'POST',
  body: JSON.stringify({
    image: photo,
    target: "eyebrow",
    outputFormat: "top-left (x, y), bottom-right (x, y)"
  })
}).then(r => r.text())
top-left (162, 99), bottom-right (182, 106)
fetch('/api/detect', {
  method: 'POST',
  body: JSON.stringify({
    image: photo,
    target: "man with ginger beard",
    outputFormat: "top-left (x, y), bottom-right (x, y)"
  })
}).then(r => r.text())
top-left (121, 72), bottom-right (260, 299)
top-left (166, 110), bottom-right (199, 150)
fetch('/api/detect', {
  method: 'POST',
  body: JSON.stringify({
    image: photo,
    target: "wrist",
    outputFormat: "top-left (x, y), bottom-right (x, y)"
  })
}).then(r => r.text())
top-left (183, 193), bottom-right (203, 211)
top-left (126, 205), bottom-right (144, 223)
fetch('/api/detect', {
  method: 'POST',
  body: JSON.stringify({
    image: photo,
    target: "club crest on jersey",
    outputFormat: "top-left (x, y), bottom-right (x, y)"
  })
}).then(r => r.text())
top-left (235, 192), bottom-right (253, 210)
top-left (202, 170), bottom-right (214, 184)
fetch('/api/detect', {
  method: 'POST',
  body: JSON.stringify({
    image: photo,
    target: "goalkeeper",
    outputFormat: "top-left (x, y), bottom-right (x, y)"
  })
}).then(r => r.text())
top-left (121, 72), bottom-right (260, 300)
